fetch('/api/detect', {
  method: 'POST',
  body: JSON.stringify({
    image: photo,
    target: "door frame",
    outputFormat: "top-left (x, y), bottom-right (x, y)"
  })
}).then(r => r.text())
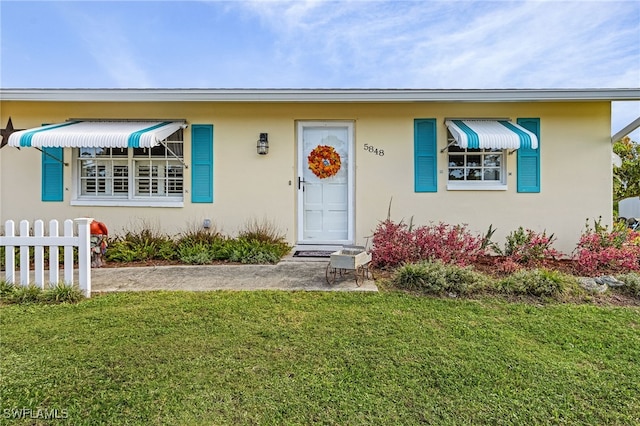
top-left (296, 120), bottom-right (355, 245)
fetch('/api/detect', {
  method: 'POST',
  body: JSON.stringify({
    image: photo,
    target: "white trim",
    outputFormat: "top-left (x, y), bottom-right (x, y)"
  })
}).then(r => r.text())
top-left (70, 199), bottom-right (184, 207)
top-left (296, 121), bottom-right (355, 245)
top-left (447, 183), bottom-right (508, 191)
top-left (1, 88), bottom-right (638, 103)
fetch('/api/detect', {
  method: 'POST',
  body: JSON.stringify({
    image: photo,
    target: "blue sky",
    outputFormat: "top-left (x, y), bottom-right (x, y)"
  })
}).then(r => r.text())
top-left (1, 0), bottom-right (639, 137)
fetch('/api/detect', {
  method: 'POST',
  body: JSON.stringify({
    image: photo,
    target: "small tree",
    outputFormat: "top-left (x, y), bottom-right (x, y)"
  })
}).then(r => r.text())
top-left (613, 136), bottom-right (640, 202)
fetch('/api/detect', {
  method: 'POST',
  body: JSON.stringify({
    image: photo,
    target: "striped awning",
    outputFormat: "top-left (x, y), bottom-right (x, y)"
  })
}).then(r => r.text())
top-left (8, 120), bottom-right (186, 148)
top-left (445, 120), bottom-right (538, 150)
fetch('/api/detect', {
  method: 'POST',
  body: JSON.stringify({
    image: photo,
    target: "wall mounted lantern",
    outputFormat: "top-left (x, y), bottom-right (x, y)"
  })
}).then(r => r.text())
top-left (257, 133), bottom-right (269, 155)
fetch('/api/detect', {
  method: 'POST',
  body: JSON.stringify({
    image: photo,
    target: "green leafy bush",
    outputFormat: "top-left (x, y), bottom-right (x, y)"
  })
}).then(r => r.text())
top-left (498, 268), bottom-right (577, 298)
top-left (391, 261), bottom-right (490, 295)
top-left (497, 227), bottom-right (560, 265)
top-left (0, 281), bottom-right (84, 304)
top-left (225, 239), bottom-right (289, 264)
top-left (175, 227), bottom-right (229, 263)
top-left (104, 219), bottom-right (291, 265)
top-left (238, 217), bottom-right (288, 245)
top-left (177, 226), bottom-right (224, 246)
top-left (41, 283), bottom-right (85, 304)
top-left (177, 242), bottom-right (215, 264)
top-left (0, 280), bottom-right (15, 299)
top-left (9, 284), bottom-right (42, 304)
top-left (106, 227), bottom-right (174, 262)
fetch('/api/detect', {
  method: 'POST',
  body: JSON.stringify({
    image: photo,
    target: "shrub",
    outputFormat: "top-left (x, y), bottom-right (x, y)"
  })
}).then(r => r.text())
top-left (238, 217), bottom-right (288, 245)
top-left (497, 268), bottom-right (577, 298)
top-left (177, 226), bottom-right (224, 246)
top-left (0, 280), bottom-right (15, 300)
top-left (105, 219), bottom-right (292, 266)
top-left (177, 242), bottom-right (215, 264)
top-left (573, 218), bottom-right (640, 276)
top-left (615, 272), bottom-right (640, 298)
top-left (225, 239), bottom-right (288, 264)
top-left (413, 222), bottom-right (485, 266)
top-left (0, 281), bottom-right (84, 304)
top-left (391, 261), bottom-right (490, 295)
top-left (41, 283), bottom-right (85, 304)
top-left (106, 227), bottom-right (175, 263)
top-left (9, 284), bottom-right (42, 304)
top-left (370, 219), bottom-right (486, 269)
top-left (499, 227), bottom-right (561, 265)
top-left (104, 241), bottom-right (138, 263)
top-left (370, 219), bottom-right (415, 269)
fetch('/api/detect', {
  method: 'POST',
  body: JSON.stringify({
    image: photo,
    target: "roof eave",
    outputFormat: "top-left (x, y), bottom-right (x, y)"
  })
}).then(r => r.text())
top-left (1, 88), bottom-right (639, 102)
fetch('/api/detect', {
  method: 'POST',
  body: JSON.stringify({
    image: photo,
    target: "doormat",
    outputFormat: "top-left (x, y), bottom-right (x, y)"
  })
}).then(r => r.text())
top-left (293, 250), bottom-right (333, 258)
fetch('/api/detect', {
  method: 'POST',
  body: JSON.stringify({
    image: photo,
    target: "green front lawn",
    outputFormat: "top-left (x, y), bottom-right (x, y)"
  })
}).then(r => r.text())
top-left (1, 291), bottom-right (639, 425)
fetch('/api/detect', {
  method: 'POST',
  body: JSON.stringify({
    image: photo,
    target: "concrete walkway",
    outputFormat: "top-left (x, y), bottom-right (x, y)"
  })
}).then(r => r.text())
top-left (91, 258), bottom-right (378, 293)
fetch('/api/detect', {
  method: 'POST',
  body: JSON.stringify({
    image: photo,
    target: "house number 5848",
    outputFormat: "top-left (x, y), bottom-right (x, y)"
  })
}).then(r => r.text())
top-left (363, 144), bottom-right (384, 156)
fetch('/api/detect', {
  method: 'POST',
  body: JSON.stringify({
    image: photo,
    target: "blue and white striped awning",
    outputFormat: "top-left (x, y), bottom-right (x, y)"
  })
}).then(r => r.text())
top-left (8, 120), bottom-right (186, 148)
top-left (445, 120), bottom-right (538, 150)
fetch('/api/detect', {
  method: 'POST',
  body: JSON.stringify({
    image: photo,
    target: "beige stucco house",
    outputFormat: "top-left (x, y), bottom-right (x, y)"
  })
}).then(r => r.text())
top-left (1, 88), bottom-right (639, 254)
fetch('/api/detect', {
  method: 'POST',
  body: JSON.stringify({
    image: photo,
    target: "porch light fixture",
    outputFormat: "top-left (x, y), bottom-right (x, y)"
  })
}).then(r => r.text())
top-left (257, 133), bottom-right (269, 155)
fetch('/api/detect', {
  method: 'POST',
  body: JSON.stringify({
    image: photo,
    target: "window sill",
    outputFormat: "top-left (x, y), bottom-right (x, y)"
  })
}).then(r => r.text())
top-left (71, 198), bottom-right (184, 208)
top-left (447, 183), bottom-right (507, 191)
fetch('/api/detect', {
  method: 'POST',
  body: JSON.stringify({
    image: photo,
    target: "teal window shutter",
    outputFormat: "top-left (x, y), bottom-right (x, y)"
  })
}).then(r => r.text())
top-left (191, 124), bottom-right (213, 203)
top-left (414, 119), bottom-right (438, 192)
top-left (41, 147), bottom-right (64, 201)
top-left (516, 118), bottom-right (540, 193)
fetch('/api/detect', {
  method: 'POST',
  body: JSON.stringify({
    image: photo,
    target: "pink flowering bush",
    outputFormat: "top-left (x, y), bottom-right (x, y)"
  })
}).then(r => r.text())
top-left (370, 219), bottom-right (485, 269)
top-left (369, 219), bottom-right (415, 269)
top-left (412, 223), bottom-right (485, 266)
top-left (573, 220), bottom-right (640, 276)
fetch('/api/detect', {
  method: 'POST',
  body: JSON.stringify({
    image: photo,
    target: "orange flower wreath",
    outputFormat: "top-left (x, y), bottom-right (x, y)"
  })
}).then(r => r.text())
top-left (308, 145), bottom-right (341, 179)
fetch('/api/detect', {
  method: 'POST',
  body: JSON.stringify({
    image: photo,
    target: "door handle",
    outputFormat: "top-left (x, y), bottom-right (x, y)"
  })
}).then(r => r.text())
top-left (298, 177), bottom-right (305, 190)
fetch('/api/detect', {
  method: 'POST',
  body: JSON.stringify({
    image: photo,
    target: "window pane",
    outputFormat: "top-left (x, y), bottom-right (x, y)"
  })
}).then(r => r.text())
top-left (165, 129), bottom-right (183, 141)
top-left (113, 165), bottom-right (128, 193)
top-left (81, 162), bottom-right (96, 177)
top-left (112, 148), bottom-right (127, 157)
top-left (448, 156), bottom-right (464, 167)
top-left (467, 155), bottom-right (481, 167)
top-left (466, 169), bottom-right (482, 180)
top-left (150, 145), bottom-right (166, 157)
top-left (166, 142), bottom-right (183, 157)
top-left (133, 147), bottom-right (148, 157)
top-left (80, 148), bottom-right (96, 158)
top-left (484, 154), bottom-right (501, 167)
top-left (484, 168), bottom-right (501, 181)
top-left (449, 168), bottom-right (465, 180)
top-left (94, 148), bottom-right (110, 158)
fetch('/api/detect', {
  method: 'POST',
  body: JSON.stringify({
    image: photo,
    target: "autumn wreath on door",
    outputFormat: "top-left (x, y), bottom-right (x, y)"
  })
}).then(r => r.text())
top-left (308, 145), bottom-right (342, 179)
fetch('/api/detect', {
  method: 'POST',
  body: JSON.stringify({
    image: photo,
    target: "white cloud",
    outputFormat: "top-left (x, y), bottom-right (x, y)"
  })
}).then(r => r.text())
top-left (236, 0), bottom-right (640, 89)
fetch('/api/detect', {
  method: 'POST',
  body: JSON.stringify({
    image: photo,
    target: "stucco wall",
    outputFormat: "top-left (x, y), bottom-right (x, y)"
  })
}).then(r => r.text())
top-left (0, 100), bottom-right (612, 254)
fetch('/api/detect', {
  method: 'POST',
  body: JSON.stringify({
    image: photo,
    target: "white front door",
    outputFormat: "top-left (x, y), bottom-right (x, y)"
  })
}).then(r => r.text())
top-left (297, 121), bottom-right (354, 244)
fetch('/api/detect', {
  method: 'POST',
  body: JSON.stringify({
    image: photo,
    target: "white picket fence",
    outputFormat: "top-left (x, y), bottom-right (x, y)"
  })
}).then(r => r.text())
top-left (0, 218), bottom-right (93, 297)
